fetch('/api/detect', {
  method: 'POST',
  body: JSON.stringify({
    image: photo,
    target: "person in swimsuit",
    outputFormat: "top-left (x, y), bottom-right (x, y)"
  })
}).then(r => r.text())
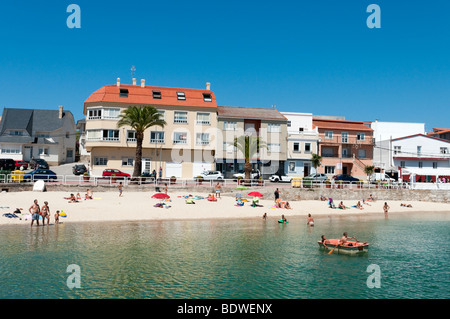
top-left (41, 201), bottom-right (50, 226)
top-left (215, 182), bottom-right (221, 199)
top-left (383, 202), bottom-right (390, 217)
top-left (54, 210), bottom-right (60, 224)
top-left (29, 199), bottom-right (40, 227)
top-left (321, 235), bottom-right (329, 249)
top-left (339, 232), bottom-right (357, 246)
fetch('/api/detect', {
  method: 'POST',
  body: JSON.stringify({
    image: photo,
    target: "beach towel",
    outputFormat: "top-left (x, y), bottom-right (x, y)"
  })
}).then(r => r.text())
top-left (2, 213), bottom-right (18, 218)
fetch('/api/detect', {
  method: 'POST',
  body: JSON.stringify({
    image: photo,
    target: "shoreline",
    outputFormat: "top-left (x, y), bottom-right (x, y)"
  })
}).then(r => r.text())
top-left (1, 190), bottom-right (450, 226)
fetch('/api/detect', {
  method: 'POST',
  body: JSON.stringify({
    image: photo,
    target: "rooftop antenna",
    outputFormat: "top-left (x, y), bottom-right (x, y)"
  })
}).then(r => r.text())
top-left (131, 65), bottom-right (136, 79)
top-left (272, 104), bottom-right (276, 108)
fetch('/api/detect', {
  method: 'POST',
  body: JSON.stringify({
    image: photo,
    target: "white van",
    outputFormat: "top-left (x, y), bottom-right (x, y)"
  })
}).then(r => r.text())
top-left (371, 173), bottom-right (395, 182)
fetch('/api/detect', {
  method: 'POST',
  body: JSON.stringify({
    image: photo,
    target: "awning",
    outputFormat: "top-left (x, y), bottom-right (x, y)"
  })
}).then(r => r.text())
top-left (402, 167), bottom-right (450, 176)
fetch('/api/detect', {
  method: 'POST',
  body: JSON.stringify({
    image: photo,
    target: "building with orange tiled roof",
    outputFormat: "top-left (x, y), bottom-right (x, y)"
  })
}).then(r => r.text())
top-left (312, 118), bottom-right (374, 179)
top-left (427, 128), bottom-right (450, 141)
top-left (83, 78), bottom-right (218, 178)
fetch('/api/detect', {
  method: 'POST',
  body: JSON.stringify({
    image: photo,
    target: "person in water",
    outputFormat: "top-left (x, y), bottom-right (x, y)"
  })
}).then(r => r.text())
top-left (321, 235), bottom-right (329, 249)
top-left (307, 214), bottom-right (314, 226)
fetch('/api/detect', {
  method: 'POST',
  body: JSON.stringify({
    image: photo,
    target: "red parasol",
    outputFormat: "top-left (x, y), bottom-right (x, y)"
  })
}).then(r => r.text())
top-left (248, 192), bottom-right (263, 197)
top-left (152, 193), bottom-right (170, 199)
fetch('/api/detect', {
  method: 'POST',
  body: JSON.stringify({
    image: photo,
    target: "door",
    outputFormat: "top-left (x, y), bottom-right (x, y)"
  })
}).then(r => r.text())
top-left (165, 162), bottom-right (182, 178)
top-left (24, 146), bottom-right (33, 161)
top-left (303, 163), bottom-right (310, 177)
top-left (141, 158), bottom-right (151, 174)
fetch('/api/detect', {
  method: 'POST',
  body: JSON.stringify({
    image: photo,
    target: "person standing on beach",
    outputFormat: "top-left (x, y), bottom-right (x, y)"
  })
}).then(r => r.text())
top-left (118, 182), bottom-right (123, 197)
top-left (29, 199), bottom-right (40, 227)
top-left (274, 188), bottom-right (280, 204)
top-left (41, 201), bottom-right (50, 226)
top-left (215, 182), bottom-right (221, 199)
top-left (164, 183), bottom-right (168, 194)
top-left (54, 210), bottom-right (60, 224)
top-left (383, 202), bottom-right (390, 217)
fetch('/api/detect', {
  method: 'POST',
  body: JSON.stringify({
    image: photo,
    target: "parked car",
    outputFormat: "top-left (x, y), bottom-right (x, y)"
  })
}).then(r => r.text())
top-left (370, 173), bottom-right (395, 182)
top-left (269, 174), bottom-right (292, 183)
top-left (233, 169), bottom-right (261, 180)
top-left (23, 169), bottom-right (57, 181)
top-left (333, 174), bottom-right (360, 182)
top-left (305, 173), bottom-right (328, 181)
top-left (29, 159), bottom-right (49, 169)
top-left (73, 164), bottom-right (88, 175)
top-left (15, 160), bottom-right (29, 170)
top-left (0, 158), bottom-right (16, 171)
top-left (199, 170), bottom-right (224, 180)
top-left (102, 169), bottom-right (131, 179)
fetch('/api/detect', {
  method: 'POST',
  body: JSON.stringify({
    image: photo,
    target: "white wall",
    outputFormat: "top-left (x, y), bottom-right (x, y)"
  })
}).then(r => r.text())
top-left (370, 121), bottom-right (425, 142)
top-left (282, 112), bottom-right (315, 133)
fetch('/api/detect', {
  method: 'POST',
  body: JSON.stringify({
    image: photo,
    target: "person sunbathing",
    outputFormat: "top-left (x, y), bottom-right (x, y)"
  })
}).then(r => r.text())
top-left (338, 201), bottom-right (346, 209)
top-left (85, 189), bottom-right (93, 200)
top-left (320, 195), bottom-right (327, 201)
top-left (68, 194), bottom-right (78, 203)
top-left (400, 203), bottom-right (412, 207)
top-left (367, 194), bottom-right (375, 202)
top-left (356, 201), bottom-right (364, 210)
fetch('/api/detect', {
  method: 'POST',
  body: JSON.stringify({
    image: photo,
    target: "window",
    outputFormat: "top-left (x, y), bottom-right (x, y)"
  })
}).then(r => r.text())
top-left (150, 131), bottom-right (165, 143)
top-left (127, 130), bottom-right (136, 142)
top-left (119, 89), bottom-right (129, 98)
top-left (103, 130), bottom-right (119, 141)
top-left (268, 123), bottom-right (281, 133)
top-left (1, 145), bottom-right (21, 154)
top-left (325, 131), bottom-right (333, 139)
top-left (433, 162), bottom-right (438, 169)
top-left (299, 127), bottom-right (304, 132)
top-left (305, 143), bottom-right (311, 153)
top-left (8, 130), bottom-right (24, 136)
top-left (358, 149), bottom-right (367, 159)
top-left (66, 132), bottom-right (70, 138)
top-left (196, 113), bottom-right (210, 125)
top-left (88, 109), bottom-right (102, 120)
top-left (418, 161), bottom-right (423, 168)
top-left (94, 157), bottom-right (108, 166)
top-left (122, 158), bottom-right (134, 167)
top-left (394, 146), bottom-right (401, 155)
top-left (152, 90), bottom-right (161, 99)
top-left (67, 149), bottom-right (73, 158)
top-left (157, 110), bottom-right (165, 120)
top-left (293, 142), bottom-right (300, 152)
top-left (441, 147), bottom-right (449, 154)
top-left (287, 121), bottom-right (291, 127)
top-left (268, 144), bottom-right (281, 153)
top-left (417, 146), bottom-right (422, 155)
top-left (325, 166), bottom-right (335, 174)
top-left (341, 132), bottom-right (348, 143)
top-left (173, 132), bottom-right (188, 144)
top-left (203, 93), bottom-right (212, 102)
top-left (400, 161), bottom-right (405, 167)
top-left (39, 148), bottom-right (49, 155)
top-left (103, 108), bottom-right (120, 119)
top-left (224, 121), bottom-right (237, 131)
top-left (289, 161), bottom-right (296, 172)
top-left (357, 133), bottom-right (365, 141)
top-left (342, 148), bottom-right (349, 158)
top-left (196, 133), bottom-right (209, 145)
top-left (223, 142), bottom-right (236, 153)
top-left (86, 130), bottom-right (101, 141)
top-left (37, 133), bottom-right (50, 138)
top-left (177, 92), bottom-right (186, 100)
top-left (174, 111), bottom-right (188, 124)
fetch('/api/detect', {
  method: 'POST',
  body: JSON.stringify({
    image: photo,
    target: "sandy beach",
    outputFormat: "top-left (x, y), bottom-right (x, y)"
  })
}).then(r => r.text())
top-left (1, 189), bottom-right (450, 226)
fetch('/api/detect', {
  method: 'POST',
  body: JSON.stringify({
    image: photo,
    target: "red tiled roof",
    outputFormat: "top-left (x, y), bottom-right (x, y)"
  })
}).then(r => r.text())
top-left (312, 118), bottom-right (373, 132)
top-left (217, 106), bottom-right (287, 121)
top-left (84, 84), bottom-right (217, 113)
top-left (428, 128), bottom-right (450, 136)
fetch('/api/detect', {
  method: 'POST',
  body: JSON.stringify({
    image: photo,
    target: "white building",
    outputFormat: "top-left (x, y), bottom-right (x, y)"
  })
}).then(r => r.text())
top-left (391, 134), bottom-right (450, 182)
top-left (368, 121), bottom-right (425, 172)
top-left (282, 112), bottom-right (319, 177)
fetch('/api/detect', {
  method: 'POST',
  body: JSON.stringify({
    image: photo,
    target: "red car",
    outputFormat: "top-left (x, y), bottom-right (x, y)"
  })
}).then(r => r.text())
top-left (102, 169), bottom-right (131, 178)
top-left (15, 160), bottom-right (29, 169)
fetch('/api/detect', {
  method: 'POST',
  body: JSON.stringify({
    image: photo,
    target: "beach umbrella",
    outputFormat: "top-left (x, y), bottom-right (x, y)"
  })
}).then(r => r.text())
top-left (152, 193), bottom-right (170, 199)
top-left (248, 191), bottom-right (263, 197)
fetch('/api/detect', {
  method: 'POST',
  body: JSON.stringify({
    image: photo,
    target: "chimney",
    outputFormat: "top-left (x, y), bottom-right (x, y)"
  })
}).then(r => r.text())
top-left (206, 82), bottom-right (211, 90)
top-left (116, 78), bottom-right (120, 87)
top-left (132, 78), bottom-right (137, 85)
top-left (58, 106), bottom-right (63, 119)
top-left (141, 79), bottom-right (145, 87)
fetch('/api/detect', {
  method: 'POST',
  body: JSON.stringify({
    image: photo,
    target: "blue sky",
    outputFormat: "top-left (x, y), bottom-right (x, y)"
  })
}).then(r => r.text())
top-left (0, 0), bottom-right (449, 131)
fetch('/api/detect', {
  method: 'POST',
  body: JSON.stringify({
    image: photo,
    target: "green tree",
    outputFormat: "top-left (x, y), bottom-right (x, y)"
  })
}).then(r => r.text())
top-left (311, 153), bottom-right (322, 177)
top-left (364, 165), bottom-right (375, 182)
top-left (233, 136), bottom-right (267, 180)
top-left (117, 106), bottom-right (166, 178)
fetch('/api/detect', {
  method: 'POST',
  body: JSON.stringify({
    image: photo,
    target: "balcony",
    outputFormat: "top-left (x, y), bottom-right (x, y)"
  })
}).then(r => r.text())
top-left (321, 135), bottom-right (374, 145)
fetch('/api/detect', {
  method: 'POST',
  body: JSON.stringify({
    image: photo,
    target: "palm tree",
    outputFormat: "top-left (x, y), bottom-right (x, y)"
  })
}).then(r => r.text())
top-left (233, 135), bottom-right (267, 180)
top-left (364, 165), bottom-right (375, 182)
top-left (311, 153), bottom-right (322, 177)
top-left (117, 106), bottom-right (166, 178)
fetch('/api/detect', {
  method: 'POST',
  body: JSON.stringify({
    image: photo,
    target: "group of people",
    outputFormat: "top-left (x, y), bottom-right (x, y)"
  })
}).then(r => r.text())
top-left (65, 189), bottom-right (94, 203)
top-left (321, 232), bottom-right (366, 249)
top-left (274, 188), bottom-right (292, 209)
top-left (29, 199), bottom-right (61, 227)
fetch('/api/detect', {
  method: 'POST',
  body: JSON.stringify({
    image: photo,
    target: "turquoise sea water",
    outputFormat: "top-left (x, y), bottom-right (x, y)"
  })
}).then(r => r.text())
top-left (0, 212), bottom-right (449, 299)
